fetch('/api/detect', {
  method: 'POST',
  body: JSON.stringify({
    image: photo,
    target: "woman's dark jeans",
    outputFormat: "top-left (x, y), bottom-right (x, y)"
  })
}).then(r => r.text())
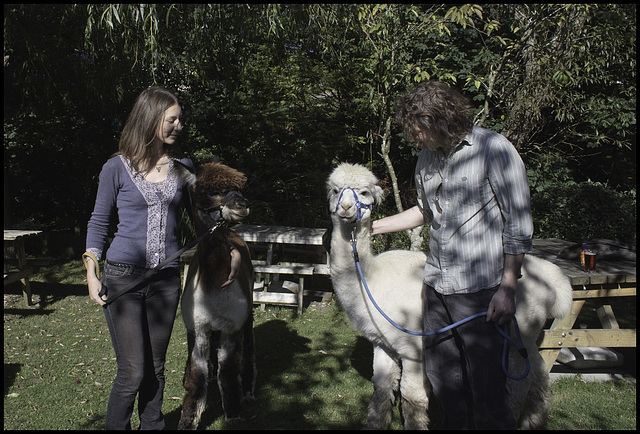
top-left (102, 261), bottom-right (181, 430)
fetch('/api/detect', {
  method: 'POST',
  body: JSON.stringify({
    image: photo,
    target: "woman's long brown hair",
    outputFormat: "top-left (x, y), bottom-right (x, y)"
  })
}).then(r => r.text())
top-left (117, 86), bottom-right (180, 173)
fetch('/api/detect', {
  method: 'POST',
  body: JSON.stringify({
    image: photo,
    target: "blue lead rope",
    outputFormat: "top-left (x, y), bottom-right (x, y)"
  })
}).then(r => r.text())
top-left (351, 241), bottom-right (530, 381)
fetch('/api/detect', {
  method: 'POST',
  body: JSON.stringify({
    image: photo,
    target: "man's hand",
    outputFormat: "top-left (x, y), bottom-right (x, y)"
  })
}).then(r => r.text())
top-left (486, 280), bottom-right (516, 325)
top-left (486, 253), bottom-right (524, 325)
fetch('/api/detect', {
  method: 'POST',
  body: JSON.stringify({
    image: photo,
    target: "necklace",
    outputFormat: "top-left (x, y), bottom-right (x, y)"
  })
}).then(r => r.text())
top-left (155, 159), bottom-right (170, 172)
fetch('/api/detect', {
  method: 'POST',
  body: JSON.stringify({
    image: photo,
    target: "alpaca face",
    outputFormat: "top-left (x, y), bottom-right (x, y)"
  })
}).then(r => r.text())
top-left (194, 163), bottom-right (249, 226)
top-left (327, 163), bottom-right (384, 223)
top-left (195, 187), bottom-right (249, 226)
top-left (176, 161), bottom-right (250, 227)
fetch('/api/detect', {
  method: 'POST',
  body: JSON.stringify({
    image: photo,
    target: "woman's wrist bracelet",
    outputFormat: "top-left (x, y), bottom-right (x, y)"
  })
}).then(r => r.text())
top-left (82, 251), bottom-right (101, 279)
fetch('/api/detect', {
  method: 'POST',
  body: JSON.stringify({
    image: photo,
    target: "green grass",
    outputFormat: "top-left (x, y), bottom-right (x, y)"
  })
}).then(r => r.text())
top-left (548, 377), bottom-right (636, 430)
top-left (4, 260), bottom-right (636, 430)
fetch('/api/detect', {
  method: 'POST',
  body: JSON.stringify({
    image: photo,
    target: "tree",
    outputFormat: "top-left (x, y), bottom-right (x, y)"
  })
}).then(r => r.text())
top-left (4, 4), bottom-right (635, 246)
top-left (458, 4), bottom-right (635, 188)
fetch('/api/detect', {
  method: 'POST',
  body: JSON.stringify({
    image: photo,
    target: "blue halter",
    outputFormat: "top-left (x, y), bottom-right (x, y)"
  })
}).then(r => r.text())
top-left (334, 187), bottom-right (373, 222)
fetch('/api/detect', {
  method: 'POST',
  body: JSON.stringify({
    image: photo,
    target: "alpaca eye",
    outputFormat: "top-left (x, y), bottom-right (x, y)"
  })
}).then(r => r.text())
top-left (332, 188), bottom-right (339, 195)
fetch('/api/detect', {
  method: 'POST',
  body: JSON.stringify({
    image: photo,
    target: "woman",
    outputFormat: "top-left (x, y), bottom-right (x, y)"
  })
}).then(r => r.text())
top-left (82, 86), bottom-right (237, 429)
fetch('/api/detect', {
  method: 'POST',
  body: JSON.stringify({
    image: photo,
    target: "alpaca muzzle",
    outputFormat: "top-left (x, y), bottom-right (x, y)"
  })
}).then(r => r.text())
top-left (334, 187), bottom-right (372, 222)
top-left (196, 189), bottom-right (249, 222)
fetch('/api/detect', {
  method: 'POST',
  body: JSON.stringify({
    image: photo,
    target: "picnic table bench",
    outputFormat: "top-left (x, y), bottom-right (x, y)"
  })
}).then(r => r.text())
top-left (4, 230), bottom-right (43, 306)
top-left (531, 238), bottom-right (636, 371)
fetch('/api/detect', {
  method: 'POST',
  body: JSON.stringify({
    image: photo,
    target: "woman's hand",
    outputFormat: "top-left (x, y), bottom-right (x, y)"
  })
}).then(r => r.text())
top-left (87, 274), bottom-right (107, 306)
top-left (84, 256), bottom-right (106, 306)
top-left (220, 247), bottom-right (241, 288)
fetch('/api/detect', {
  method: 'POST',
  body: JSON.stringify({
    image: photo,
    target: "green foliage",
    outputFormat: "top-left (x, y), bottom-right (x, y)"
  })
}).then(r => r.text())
top-left (447, 4), bottom-right (636, 182)
top-left (3, 4), bottom-right (636, 240)
top-left (525, 152), bottom-right (575, 194)
top-left (526, 145), bottom-right (636, 245)
top-left (532, 181), bottom-right (636, 243)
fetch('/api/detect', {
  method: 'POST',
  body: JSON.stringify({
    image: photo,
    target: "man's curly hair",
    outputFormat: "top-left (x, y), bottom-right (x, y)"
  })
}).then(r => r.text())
top-left (395, 81), bottom-right (473, 153)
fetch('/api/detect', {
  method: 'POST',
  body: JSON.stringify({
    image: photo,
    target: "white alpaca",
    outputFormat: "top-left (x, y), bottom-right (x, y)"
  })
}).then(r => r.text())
top-left (326, 163), bottom-right (573, 430)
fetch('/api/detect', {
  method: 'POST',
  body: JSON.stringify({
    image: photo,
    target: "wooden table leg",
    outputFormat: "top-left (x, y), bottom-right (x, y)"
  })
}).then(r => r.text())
top-left (17, 238), bottom-right (33, 306)
top-left (539, 298), bottom-right (585, 371)
top-left (297, 276), bottom-right (304, 315)
top-left (14, 239), bottom-right (32, 306)
top-left (596, 303), bottom-right (620, 330)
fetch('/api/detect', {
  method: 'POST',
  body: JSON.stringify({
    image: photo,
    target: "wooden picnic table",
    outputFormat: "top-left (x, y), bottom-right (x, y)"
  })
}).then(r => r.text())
top-left (232, 224), bottom-right (329, 271)
top-left (232, 224), bottom-right (331, 313)
top-left (4, 230), bottom-right (43, 306)
top-left (180, 225), bottom-right (331, 314)
top-left (530, 238), bottom-right (636, 371)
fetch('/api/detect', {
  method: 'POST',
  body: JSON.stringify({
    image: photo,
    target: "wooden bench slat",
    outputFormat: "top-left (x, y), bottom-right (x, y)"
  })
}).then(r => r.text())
top-left (539, 329), bottom-right (636, 348)
top-left (271, 261), bottom-right (330, 275)
top-left (253, 264), bottom-right (314, 275)
top-left (312, 264), bottom-right (330, 275)
top-left (253, 291), bottom-right (298, 305)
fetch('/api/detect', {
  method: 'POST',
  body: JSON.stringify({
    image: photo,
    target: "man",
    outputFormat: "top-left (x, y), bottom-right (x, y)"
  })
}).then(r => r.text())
top-left (371, 81), bottom-right (533, 429)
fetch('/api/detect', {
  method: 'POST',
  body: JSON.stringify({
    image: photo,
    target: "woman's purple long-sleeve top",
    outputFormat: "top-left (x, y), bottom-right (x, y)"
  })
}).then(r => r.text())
top-left (86, 155), bottom-right (194, 269)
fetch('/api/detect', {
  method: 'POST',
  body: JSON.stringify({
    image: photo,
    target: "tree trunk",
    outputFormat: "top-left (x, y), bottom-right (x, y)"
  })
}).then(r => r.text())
top-left (379, 115), bottom-right (424, 251)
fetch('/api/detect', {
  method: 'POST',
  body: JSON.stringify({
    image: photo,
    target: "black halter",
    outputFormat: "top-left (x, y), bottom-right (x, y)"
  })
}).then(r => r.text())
top-left (195, 189), bottom-right (240, 219)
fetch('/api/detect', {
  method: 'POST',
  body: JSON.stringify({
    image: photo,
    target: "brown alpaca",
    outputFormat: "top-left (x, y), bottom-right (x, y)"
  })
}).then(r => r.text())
top-left (175, 162), bottom-right (256, 429)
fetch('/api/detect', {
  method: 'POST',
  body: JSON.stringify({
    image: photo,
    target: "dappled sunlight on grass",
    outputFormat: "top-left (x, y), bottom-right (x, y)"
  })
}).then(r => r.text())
top-left (3, 260), bottom-right (636, 430)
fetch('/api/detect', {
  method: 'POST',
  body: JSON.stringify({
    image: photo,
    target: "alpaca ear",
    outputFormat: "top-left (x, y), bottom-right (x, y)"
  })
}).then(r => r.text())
top-left (372, 184), bottom-right (384, 205)
top-left (174, 160), bottom-right (197, 190)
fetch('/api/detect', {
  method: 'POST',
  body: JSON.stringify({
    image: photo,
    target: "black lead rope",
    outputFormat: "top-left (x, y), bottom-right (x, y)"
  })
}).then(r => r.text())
top-left (99, 222), bottom-right (222, 305)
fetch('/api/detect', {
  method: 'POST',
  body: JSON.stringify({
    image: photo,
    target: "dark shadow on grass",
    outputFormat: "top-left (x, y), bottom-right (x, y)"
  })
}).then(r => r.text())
top-left (31, 282), bottom-right (89, 306)
top-left (164, 316), bottom-right (375, 430)
top-left (3, 282), bottom-right (57, 316)
top-left (31, 281), bottom-right (87, 308)
top-left (350, 336), bottom-right (374, 381)
top-left (77, 414), bottom-right (106, 430)
top-left (2, 307), bottom-right (56, 317)
top-left (164, 318), bottom-right (313, 429)
top-left (4, 280), bottom-right (86, 306)
top-left (4, 363), bottom-right (22, 396)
